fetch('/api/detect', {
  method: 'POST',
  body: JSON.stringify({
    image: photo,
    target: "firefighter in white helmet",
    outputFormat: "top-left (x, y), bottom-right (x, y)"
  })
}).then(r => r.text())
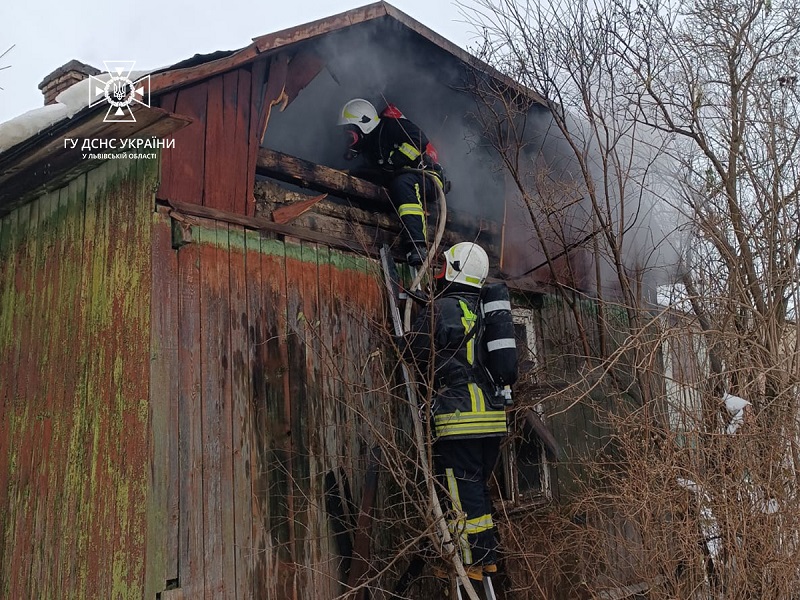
top-left (404, 242), bottom-right (513, 579)
top-left (337, 98), bottom-right (448, 267)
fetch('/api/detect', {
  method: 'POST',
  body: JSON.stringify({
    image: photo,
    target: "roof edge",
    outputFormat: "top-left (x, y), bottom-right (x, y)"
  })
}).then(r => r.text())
top-left (252, 2), bottom-right (390, 53)
top-left (148, 2), bottom-right (545, 106)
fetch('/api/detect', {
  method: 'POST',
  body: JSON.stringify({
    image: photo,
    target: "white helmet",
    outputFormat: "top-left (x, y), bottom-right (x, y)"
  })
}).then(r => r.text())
top-left (442, 242), bottom-right (489, 288)
top-left (338, 98), bottom-right (380, 134)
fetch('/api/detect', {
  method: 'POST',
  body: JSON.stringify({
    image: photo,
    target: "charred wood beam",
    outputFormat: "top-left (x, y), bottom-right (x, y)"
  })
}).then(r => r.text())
top-left (255, 180), bottom-right (398, 233)
top-left (255, 148), bottom-right (506, 269)
top-left (255, 147), bottom-right (501, 237)
top-left (256, 147), bottom-right (391, 207)
top-left (163, 199), bottom-right (404, 261)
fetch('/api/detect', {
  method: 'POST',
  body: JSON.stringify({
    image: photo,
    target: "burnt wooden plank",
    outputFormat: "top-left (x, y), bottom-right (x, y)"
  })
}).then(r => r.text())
top-left (45, 182), bottom-right (83, 597)
top-left (256, 148), bottom-right (391, 208)
top-left (158, 91), bottom-right (179, 212)
top-left (327, 248), bottom-right (358, 540)
top-left (228, 224), bottom-right (253, 600)
top-left (159, 82), bottom-right (209, 205)
top-left (146, 210), bottom-right (179, 598)
top-left (177, 220), bottom-right (205, 598)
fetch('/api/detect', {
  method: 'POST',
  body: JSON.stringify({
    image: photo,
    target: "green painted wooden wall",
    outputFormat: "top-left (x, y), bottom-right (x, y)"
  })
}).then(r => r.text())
top-left (0, 157), bottom-right (158, 599)
top-left (0, 156), bottom-right (393, 599)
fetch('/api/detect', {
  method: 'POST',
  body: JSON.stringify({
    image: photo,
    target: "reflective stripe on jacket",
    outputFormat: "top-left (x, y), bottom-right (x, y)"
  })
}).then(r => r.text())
top-left (408, 292), bottom-right (507, 440)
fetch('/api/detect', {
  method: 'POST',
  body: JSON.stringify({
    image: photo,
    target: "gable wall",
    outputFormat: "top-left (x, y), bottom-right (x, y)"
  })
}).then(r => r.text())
top-left (156, 65), bottom-right (259, 216)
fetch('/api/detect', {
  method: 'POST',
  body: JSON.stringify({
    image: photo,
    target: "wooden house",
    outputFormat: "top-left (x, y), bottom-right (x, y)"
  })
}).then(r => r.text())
top-left (0, 3), bottom-right (639, 599)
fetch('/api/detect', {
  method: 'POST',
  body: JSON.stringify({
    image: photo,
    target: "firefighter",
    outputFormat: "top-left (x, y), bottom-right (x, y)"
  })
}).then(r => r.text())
top-left (405, 242), bottom-right (512, 578)
top-left (337, 98), bottom-right (448, 267)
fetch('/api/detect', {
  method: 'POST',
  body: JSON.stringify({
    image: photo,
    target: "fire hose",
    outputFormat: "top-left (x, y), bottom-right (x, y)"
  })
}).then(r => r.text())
top-left (386, 173), bottom-right (482, 600)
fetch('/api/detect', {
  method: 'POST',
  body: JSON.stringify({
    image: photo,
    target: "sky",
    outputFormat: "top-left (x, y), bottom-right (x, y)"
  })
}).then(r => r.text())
top-left (0, 0), bottom-right (481, 125)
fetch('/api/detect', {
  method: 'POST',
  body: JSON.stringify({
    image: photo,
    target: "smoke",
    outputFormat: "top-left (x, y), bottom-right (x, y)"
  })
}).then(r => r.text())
top-left (263, 21), bottom-right (508, 221)
top-left (480, 94), bottom-right (689, 297)
top-left (263, 19), bottom-right (689, 298)
top-left (525, 109), bottom-right (690, 299)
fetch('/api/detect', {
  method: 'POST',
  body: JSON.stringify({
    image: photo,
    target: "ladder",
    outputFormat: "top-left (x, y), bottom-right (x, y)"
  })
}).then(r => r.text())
top-left (380, 245), bottom-right (498, 600)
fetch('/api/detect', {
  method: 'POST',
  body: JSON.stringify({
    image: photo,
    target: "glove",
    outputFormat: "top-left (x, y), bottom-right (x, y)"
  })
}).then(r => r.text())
top-left (428, 161), bottom-right (450, 194)
top-left (442, 175), bottom-right (451, 195)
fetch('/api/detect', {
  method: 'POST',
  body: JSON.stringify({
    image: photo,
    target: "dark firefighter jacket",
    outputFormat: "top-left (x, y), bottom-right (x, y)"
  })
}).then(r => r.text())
top-left (353, 109), bottom-right (446, 188)
top-left (407, 291), bottom-right (507, 440)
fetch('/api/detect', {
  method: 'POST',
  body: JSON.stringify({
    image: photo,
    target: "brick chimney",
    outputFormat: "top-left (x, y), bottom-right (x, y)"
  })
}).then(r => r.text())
top-left (38, 60), bottom-right (100, 105)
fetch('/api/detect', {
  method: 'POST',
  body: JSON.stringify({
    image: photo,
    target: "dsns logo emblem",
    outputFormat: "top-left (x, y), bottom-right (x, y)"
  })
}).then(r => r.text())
top-left (89, 61), bottom-right (150, 122)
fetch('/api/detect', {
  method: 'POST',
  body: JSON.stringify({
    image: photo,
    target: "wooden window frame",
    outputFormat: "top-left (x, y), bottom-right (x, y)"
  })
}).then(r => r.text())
top-left (495, 307), bottom-right (554, 509)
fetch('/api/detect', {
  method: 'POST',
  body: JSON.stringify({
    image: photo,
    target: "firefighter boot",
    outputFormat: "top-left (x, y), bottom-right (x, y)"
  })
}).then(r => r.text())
top-left (406, 245), bottom-right (427, 268)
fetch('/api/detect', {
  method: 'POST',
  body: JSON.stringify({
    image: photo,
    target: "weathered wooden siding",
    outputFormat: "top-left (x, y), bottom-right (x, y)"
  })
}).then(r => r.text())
top-left (0, 157), bottom-right (158, 599)
top-left (148, 213), bottom-right (388, 599)
top-left (157, 65), bottom-right (258, 215)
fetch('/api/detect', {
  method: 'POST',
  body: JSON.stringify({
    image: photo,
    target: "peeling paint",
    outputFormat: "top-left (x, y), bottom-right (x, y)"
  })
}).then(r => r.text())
top-left (0, 157), bottom-right (157, 599)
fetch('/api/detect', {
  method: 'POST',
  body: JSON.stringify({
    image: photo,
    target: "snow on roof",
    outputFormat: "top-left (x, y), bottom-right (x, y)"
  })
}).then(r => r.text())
top-left (0, 71), bottom-right (149, 154)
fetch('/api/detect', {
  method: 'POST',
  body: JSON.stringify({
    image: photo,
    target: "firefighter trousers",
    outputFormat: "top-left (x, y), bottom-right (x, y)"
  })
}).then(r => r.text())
top-left (388, 170), bottom-right (440, 254)
top-left (433, 436), bottom-right (501, 567)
